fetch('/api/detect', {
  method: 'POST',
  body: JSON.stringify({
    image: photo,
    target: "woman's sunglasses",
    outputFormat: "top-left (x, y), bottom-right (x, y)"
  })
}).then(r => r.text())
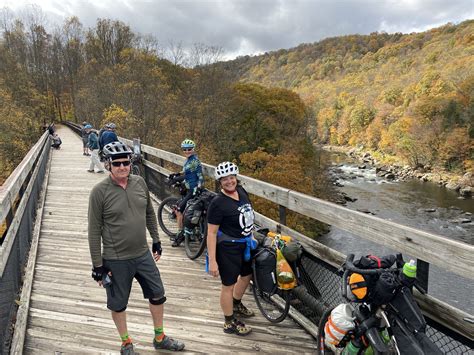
top-left (110, 160), bottom-right (131, 167)
top-left (182, 148), bottom-right (193, 152)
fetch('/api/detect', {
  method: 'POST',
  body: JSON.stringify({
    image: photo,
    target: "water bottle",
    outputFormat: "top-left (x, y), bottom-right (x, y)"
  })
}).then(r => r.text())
top-left (342, 338), bottom-right (362, 355)
top-left (401, 259), bottom-right (417, 287)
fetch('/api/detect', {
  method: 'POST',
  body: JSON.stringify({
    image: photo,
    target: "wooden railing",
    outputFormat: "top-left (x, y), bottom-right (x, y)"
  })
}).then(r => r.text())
top-left (121, 137), bottom-right (474, 342)
top-left (0, 131), bottom-right (51, 353)
top-left (0, 131), bottom-right (49, 273)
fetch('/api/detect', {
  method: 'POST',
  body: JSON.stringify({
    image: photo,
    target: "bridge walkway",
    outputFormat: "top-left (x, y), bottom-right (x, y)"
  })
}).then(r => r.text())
top-left (23, 125), bottom-right (316, 354)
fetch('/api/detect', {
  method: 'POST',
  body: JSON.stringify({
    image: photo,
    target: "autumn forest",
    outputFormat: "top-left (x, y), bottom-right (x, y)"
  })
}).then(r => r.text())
top-left (0, 9), bottom-right (472, 235)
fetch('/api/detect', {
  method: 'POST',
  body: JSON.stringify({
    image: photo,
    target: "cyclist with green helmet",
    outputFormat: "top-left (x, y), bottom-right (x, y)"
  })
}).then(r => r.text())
top-left (172, 139), bottom-right (204, 247)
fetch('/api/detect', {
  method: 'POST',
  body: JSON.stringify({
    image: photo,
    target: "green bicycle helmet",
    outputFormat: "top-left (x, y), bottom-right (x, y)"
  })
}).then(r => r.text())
top-left (181, 139), bottom-right (195, 149)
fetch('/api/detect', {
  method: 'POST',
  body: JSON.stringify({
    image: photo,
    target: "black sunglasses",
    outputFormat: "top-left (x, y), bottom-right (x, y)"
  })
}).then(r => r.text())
top-left (111, 160), bottom-right (131, 167)
top-left (182, 148), bottom-right (193, 152)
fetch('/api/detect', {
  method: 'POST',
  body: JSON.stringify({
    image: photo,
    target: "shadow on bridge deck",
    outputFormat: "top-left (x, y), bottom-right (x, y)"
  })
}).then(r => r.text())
top-left (24, 125), bottom-right (316, 354)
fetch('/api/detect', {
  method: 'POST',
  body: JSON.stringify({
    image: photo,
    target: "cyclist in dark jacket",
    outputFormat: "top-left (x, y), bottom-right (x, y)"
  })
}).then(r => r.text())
top-left (99, 123), bottom-right (118, 149)
top-left (172, 139), bottom-right (204, 247)
top-left (86, 125), bottom-right (104, 173)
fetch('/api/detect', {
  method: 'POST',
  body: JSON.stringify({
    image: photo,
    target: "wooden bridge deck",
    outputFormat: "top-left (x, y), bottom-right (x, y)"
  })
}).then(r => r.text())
top-left (23, 126), bottom-right (316, 354)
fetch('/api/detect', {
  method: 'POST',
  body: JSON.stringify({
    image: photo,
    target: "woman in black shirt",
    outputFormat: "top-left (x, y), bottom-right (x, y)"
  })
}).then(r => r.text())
top-left (207, 162), bottom-right (256, 336)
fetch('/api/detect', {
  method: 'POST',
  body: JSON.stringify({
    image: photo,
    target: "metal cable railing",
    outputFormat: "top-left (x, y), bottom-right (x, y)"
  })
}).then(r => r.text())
top-left (0, 132), bottom-right (50, 354)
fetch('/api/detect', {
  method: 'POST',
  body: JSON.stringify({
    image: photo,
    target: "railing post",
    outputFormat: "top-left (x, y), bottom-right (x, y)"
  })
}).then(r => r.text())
top-left (417, 259), bottom-right (429, 294)
top-left (279, 205), bottom-right (286, 226)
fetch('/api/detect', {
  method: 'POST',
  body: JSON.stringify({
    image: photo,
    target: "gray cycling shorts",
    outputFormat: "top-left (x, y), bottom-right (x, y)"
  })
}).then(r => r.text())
top-left (103, 251), bottom-right (165, 311)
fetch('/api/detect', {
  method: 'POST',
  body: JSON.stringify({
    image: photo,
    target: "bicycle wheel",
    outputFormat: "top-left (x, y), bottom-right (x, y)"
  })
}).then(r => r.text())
top-left (251, 264), bottom-right (291, 323)
top-left (184, 217), bottom-right (207, 260)
top-left (157, 197), bottom-right (180, 237)
top-left (317, 307), bottom-right (335, 354)
top-left (131, 164), bottom-right (141, 176)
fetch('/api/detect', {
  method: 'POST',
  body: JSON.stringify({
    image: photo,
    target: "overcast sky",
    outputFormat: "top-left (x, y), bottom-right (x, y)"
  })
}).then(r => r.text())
top-left (1, 0), bottom-right (473, 59)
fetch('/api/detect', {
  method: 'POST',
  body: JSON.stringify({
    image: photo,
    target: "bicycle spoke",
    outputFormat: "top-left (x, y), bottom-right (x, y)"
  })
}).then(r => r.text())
top-left (251, 281), bottom-right (290, 323)
top-left (157, 197), bottom-right (180, 237)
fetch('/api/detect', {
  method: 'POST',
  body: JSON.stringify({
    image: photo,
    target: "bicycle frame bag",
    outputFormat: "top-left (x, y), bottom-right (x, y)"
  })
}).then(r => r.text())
top-left (387, 287), bottom-right (442, 355)
top-left (183, 197), bottom-right (203, 228)
top-left (199, 190), bottom-right (216, 210)
top-left (389, 286), bottom-right (426, 332)
top-left (254, 247), bottom-right (277, 294)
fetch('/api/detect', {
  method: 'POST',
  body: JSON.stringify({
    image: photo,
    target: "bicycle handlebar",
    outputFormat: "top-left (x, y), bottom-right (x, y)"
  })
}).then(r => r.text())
top-left (343, 253), bottom-right (401, 275)
top-left (167, 173), bottom-right (185, 186)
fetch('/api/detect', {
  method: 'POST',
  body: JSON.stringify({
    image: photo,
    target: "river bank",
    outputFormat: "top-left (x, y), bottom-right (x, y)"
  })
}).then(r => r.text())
top-left (320, 145), bottom-right (473, 199)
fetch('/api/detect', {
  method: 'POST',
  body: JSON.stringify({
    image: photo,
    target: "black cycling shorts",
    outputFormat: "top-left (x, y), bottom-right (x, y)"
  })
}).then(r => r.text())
top-left (216, 241), bottom-right (252, 286)
top-left (103, 251), bottom-right (165, 311)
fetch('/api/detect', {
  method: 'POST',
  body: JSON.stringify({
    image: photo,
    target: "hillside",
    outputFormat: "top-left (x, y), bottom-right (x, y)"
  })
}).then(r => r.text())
top-left (220, 20), bottom-right (474, 173)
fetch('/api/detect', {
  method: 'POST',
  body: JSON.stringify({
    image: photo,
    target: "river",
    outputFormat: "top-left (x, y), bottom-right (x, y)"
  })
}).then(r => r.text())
top-left (317, 151), bottom-right (474, 314)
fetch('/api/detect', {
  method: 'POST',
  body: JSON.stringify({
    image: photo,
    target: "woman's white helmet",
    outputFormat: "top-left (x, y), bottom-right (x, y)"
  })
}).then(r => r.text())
top-left (215, 161), bottom-right (239, 180)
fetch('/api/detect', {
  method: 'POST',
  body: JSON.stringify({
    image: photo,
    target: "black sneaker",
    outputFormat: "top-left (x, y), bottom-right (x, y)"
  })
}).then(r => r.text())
top-left (223, 319), bottom-right (252, 336)
top-left (153, 335), bottom-right (185, 351)
top-left (120, 343), bottom-right (136, 355)
top-left (172, 231), bottom-right (185, 247)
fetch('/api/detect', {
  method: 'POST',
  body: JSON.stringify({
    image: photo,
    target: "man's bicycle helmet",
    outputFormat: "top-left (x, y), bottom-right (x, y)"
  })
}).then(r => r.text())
top-left (103, 141), bottom-right (132, 160)
top-left (181, 139), bottom-right (195, 149)
top-left (215, 161), bottom-right (239, 180)
top-left (108, 123), bottom-right (117, 129)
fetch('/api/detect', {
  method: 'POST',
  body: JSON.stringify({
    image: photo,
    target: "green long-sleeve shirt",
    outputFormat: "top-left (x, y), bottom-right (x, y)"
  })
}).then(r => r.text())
top-left (88, 174), bottom-right (160, 267)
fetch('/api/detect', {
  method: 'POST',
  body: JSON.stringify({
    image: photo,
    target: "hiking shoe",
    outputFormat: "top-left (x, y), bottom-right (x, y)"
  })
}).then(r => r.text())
top-left (233, 302), bottom-right (255, 318)
top-left (120, 342), bottom-right (136, 355)
top-left (97, 170), bottom-right (105, 174)
top-left (172, 231), bottom-right (185, 247)
top-left (223, 319), bottom-right (252, 336)
top-left (153, 335), bottom-right (185, 351)
top-left (87, 169), bottom-right (94, 173)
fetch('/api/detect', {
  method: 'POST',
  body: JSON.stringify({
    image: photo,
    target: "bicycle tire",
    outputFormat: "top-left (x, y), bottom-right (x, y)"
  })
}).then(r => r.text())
top-left (317, 306), bottom-right (335, 354)
top-left (184, 217), bottom-right (207, 260)
top-left (157, 196), bottom-right (180, 237)
top-left (131, 164), bottom-right (141, 176)
top-left (251, 261), bottom-right (291, 323)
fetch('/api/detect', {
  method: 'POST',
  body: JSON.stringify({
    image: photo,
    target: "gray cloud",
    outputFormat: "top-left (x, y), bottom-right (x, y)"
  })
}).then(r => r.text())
top-left (3, 0), bottom-right (473, 59)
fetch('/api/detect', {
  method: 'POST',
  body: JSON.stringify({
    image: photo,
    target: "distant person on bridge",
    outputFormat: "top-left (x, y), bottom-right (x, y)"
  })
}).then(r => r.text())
top-left (172, 139), bottom-right (204, 247)
top-left (81, 121), bottom-right (91, 156)
top-left (49, 132), bottom-right (62, 149)
top-left (86, 125), bottom-right (104, 173)
top-left (88, 141), bottom-right (185, 354)
top-left (99, 122), bottom-right (119, 150)
top-left (207, 162), bottom-right (256, 336)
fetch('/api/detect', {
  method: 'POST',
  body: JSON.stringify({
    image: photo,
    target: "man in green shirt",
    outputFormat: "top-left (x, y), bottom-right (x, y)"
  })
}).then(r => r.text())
top-left (88, 141), bottom-right (185, 354)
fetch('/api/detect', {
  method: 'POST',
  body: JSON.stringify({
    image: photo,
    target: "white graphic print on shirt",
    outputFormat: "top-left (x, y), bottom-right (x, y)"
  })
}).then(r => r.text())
top-left (238, 203), bottom-right (255, 236)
